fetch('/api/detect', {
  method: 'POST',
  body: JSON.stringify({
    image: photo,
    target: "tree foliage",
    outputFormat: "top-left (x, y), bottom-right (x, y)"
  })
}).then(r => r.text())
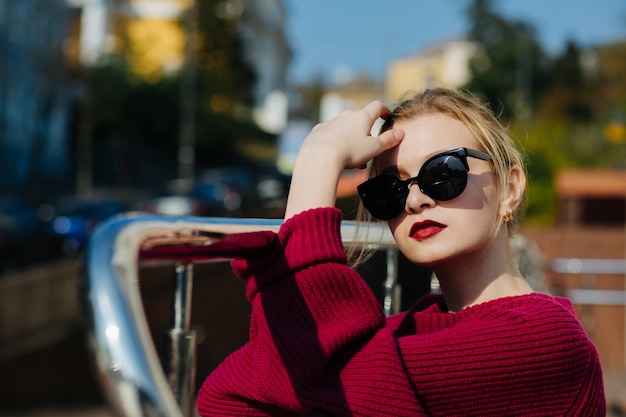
top-left (464, 0), bottom-right (549, 121)
top-left (463, 0), bottom-right (626, 226)
top-left (80, 1), bottom-right (270, 187)
top-left (538, 41), bottom-right (593, 123)
top-left (195, 0), bottom-right (256, 112)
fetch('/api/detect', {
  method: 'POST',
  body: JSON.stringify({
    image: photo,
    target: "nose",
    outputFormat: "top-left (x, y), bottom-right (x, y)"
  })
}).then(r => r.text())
top-left (404, 182), bottom-right (435, 214)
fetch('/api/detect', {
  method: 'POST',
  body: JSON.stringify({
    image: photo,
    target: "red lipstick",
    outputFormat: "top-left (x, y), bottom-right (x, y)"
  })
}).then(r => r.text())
top-left (410, 220), bottom-right (446, 240)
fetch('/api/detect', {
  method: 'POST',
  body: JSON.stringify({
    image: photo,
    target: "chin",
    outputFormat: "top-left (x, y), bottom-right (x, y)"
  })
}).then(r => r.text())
top-left (399, 245), bottom-right (451, 269)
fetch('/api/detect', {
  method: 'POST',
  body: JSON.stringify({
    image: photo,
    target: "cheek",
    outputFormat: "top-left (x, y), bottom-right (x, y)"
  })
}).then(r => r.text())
top-left (387, 215), bottom-right (405, 236)
top-left (388, 215), bottom-right (420, 254)
top-left (460, 171), bottom-right (501, 214)
top-left (387, 217), bottom-right (409, 250)
top-left (454, 184), bottom-right (501, 239)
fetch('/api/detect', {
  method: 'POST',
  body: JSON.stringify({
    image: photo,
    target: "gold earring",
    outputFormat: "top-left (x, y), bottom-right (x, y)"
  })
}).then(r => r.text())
top-left (503, 209), bottom-right (513, 223)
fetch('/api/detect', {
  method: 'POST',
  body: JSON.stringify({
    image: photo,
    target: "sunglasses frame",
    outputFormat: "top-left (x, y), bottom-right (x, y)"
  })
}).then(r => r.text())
top-left (357, 147), bottom-right (492, 220)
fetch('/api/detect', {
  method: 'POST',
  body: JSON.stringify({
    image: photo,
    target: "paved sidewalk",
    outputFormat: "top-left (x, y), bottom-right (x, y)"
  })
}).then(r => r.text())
top-left (0, 405), bottom-right (204, 417)
top-left (0, 407), bottom-right (113, 417)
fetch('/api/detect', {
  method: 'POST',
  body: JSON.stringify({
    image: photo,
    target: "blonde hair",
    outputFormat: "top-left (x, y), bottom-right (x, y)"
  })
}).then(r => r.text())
top-left (349, 88), bottom-right (526, 266)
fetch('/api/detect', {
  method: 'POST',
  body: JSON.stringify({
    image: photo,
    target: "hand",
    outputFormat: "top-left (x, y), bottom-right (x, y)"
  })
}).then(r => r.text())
top-left (299, 100), bottom-right (404, 170)
top-left (284, 101), bottom-right (404, 219)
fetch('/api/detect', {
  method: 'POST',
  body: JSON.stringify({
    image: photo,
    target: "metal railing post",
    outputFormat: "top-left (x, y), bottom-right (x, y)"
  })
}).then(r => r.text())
top-left (166, 263), bottom-right (197, 416)
top-left (383, 248), bottom-right (399, 316)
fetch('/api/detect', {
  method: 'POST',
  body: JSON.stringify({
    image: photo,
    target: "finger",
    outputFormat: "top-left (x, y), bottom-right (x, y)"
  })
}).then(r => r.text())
top-left (377, 128), bottom-right (404, 149)
top-left (352, 129), bottom-right (403, 169)
top-left (362, 100), bottom-right (391, 121)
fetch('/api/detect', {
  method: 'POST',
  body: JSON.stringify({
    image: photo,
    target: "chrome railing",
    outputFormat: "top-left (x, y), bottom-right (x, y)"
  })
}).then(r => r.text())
top-left (81, 213), bottom-right (396, 417)
top-left (550, 257), bottom-right (626, 306)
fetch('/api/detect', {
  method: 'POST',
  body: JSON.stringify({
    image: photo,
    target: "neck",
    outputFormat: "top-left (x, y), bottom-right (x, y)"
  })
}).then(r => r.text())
top-left (432, 234), bottom-right (533, 313)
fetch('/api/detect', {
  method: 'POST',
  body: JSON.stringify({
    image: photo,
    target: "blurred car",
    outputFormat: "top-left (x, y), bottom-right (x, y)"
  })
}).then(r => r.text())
top-left (192, 181), bottom-right (242, 214)
top-left (192, 166), bottom-right (259, 216)
top-left (193, 165), bottom-right (291, 217)
top-left (253, 164), bottom-right (291, 214)
top-left (139, 164), bottom-right (291, 220)
top-left (141, 195), bottom-right (208, 217)
top-left (40, 197), bottom-right (127, 256)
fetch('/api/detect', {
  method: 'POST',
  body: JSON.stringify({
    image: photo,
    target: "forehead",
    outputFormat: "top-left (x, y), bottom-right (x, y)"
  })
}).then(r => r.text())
top-left (376, 113), bottom-right (478, 173)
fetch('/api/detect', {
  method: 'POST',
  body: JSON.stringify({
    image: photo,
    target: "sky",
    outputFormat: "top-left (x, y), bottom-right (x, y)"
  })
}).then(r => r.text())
top-left (282, 0), bottom-right (626, 84)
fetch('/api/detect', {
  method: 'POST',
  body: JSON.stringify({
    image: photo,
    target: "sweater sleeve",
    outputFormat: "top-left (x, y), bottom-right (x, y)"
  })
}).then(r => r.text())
top-left (197, 207), bottom-right (426, 417)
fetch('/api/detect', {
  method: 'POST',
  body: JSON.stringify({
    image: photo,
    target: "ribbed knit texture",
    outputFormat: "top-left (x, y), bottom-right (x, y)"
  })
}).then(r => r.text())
top-left (197, 207), bottom-right (606, 416)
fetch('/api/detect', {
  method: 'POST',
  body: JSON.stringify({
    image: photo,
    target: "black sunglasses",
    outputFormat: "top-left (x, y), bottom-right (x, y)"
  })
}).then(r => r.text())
top-left (357, 148), bottom-right (492, 220)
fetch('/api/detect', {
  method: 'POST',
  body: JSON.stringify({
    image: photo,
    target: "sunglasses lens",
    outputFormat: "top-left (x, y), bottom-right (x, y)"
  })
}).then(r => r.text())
top-left (357, 175), bottom-right (407, 220)
top-left (419, 155), bottom-right (468, 201)
top-left (358, 152), bottom-right (476, 220)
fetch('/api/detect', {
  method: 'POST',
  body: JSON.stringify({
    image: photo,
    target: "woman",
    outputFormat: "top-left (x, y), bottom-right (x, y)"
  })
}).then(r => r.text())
top-left (197, 88), bottom-right (605, 416)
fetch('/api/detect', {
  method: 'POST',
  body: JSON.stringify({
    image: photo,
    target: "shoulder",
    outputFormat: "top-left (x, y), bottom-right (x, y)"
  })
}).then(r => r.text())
top-left (464, 293), bottom-right (585, 332)
top-left (466, 293), bottom-right (598, 357)
top-left (470, 292), bottom-right (579, 322)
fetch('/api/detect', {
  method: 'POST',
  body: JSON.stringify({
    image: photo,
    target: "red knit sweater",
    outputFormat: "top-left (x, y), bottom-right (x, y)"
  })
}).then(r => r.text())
top-left (197, 208), bottom-right (606, 416)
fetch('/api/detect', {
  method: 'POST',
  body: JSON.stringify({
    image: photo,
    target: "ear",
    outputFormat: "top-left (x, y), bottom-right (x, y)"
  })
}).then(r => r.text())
top-left (501, 164), bottom-right (526, 215)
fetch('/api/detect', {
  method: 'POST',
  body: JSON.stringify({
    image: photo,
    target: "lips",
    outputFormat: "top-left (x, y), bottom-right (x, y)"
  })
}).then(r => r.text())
top-left (409, 220), bottom-right (447, 240)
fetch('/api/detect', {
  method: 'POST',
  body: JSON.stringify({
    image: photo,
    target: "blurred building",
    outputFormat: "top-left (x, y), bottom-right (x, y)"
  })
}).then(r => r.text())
top-left (240, 0), bottom-right (291, 133)
top-left (318, 38), bottom-right (477, 121)
top-left (0, 0), bottom-right (74, 194)
top-left (525, 169), bottom-right (626, 371)
top-left (67, 0), bottom-right (187, 77)
top-left (556, 170), bottom-right (626, 226)
top-left (385, 38), bottom-right (477, 102)
top-left (66, 0), bottom-right (114, 66)
top-left (319, 75), bottom-right (383, 122)
top-left (67, 0), bottom-right (291, 132)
